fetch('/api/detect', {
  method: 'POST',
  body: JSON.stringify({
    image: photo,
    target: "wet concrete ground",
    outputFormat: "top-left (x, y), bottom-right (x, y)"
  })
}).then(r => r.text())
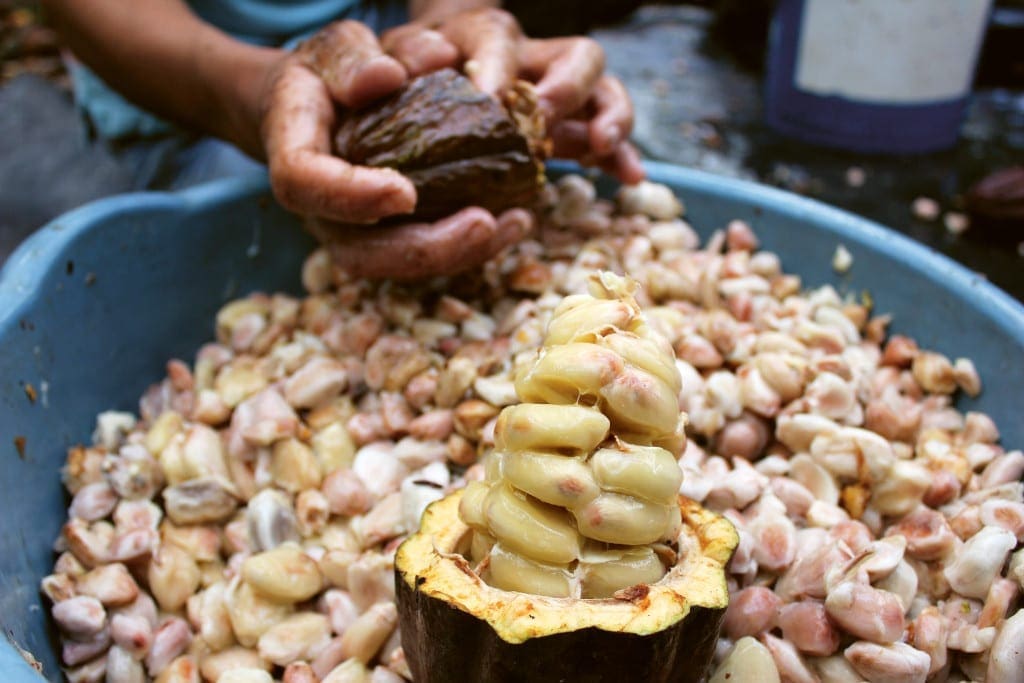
top-left (1, 4), bottom-right (1022, 297)
top-left (594, 6), bottom-right (1024, 300)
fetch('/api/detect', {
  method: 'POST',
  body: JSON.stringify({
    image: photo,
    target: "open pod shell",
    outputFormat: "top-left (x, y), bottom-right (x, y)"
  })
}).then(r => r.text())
top-left (334, 68), bottom-right (546, 223)
top-left (395, 490), bottom-right (738, 683)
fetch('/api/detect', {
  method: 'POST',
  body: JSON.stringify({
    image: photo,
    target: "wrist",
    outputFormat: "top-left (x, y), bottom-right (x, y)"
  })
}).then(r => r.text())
top-left (195, 26), bottom-right (283, 159)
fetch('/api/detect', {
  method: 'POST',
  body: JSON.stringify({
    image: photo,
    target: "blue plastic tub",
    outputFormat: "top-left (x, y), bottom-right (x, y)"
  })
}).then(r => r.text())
top-left (3, 163), bottom-right (1023, 680)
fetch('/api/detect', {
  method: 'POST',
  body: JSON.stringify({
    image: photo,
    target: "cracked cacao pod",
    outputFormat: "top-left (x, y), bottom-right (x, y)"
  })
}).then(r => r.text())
top-left (395, 490), bottom-right (738, 683)
top-left (334, 68), bottom-right (546, 222)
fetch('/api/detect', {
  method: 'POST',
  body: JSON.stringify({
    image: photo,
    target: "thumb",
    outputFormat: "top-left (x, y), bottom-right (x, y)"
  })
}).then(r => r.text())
top-left (381, 24), bottom-right (459, 77)
top-left (437, 9), bottom-right (520, 97)
top-left (299, 20), bottom-right (408, 109)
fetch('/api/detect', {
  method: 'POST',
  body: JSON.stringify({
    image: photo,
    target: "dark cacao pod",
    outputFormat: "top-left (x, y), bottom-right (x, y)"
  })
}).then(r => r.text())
top-left (334, 68), bottom-right (546, 222)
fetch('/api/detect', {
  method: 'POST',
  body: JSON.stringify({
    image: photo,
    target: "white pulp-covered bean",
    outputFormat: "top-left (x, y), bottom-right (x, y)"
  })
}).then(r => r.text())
top-left (824, 581), bottom-right (905, 644)
top-left (709, 637), bottom-right (780, 683)
top-left (844, 641), bottom-right (930, 683)
top-left (943, 526), bottom-right (1017, 599)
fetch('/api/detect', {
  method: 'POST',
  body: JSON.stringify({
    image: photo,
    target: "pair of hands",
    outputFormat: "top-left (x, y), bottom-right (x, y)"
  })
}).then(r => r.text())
top-left (258, 9), bottom-right (643, 280)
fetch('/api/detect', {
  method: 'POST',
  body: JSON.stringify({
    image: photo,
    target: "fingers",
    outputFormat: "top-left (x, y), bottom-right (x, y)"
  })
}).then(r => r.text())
top-left (517, 37), bottom-right (604, 122)
top-left (588, 76), bottom-right (634, 156)
top-left (549, 119), bottom-right (591, 160)
top-left (381, 24), bottom-right (459, 76)
top-left (549, 119), bottom-right (645, 184)
top-left (263, 62), bottom-right (416, 223)
top-left (600, 142), bottom-right (646, 185)
top-left (438, 8), bottom-right (520, 96)
top-left (299, 20), bottom-right (407, 109)
top-left (516, 35), bottom-right (638, 181)
top-left (495, 208), bottom-right (535, 252)
top-left (318, 206), bottom-right (534, 280)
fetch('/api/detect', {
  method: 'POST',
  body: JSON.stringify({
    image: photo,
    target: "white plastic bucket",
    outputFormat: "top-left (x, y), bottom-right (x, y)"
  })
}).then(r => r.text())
top-left (765, 0), bottom-right (994, 153)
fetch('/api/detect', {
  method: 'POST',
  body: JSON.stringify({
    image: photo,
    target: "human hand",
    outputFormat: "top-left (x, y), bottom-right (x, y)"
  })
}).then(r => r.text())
top-left (259, 21), bottom-right (533, 280)
top-left (382, 8), bottom-right (644, 184)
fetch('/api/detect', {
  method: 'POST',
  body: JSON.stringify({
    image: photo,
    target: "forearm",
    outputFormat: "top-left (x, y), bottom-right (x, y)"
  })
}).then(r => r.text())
top-left (43, 0), bottom-right (280, 156)
top-left (410, 0), bottom-right (500, 24)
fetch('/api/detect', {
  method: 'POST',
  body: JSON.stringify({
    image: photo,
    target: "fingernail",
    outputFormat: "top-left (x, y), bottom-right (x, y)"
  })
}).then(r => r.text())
top-left (517, 217), bottom-right (532, 238)
top-left (604, 124), bottom-right (622, 149)
top-left (380, 179), bottom-right (416, 216)
top-left (505, 211), bottom-right (533, 240)
top-left (538, 99), bottom-right (556, 123)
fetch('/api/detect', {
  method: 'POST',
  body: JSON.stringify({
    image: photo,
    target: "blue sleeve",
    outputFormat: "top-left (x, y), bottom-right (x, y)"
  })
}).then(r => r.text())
top-left (74, 0), bottom-right (409, 141)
